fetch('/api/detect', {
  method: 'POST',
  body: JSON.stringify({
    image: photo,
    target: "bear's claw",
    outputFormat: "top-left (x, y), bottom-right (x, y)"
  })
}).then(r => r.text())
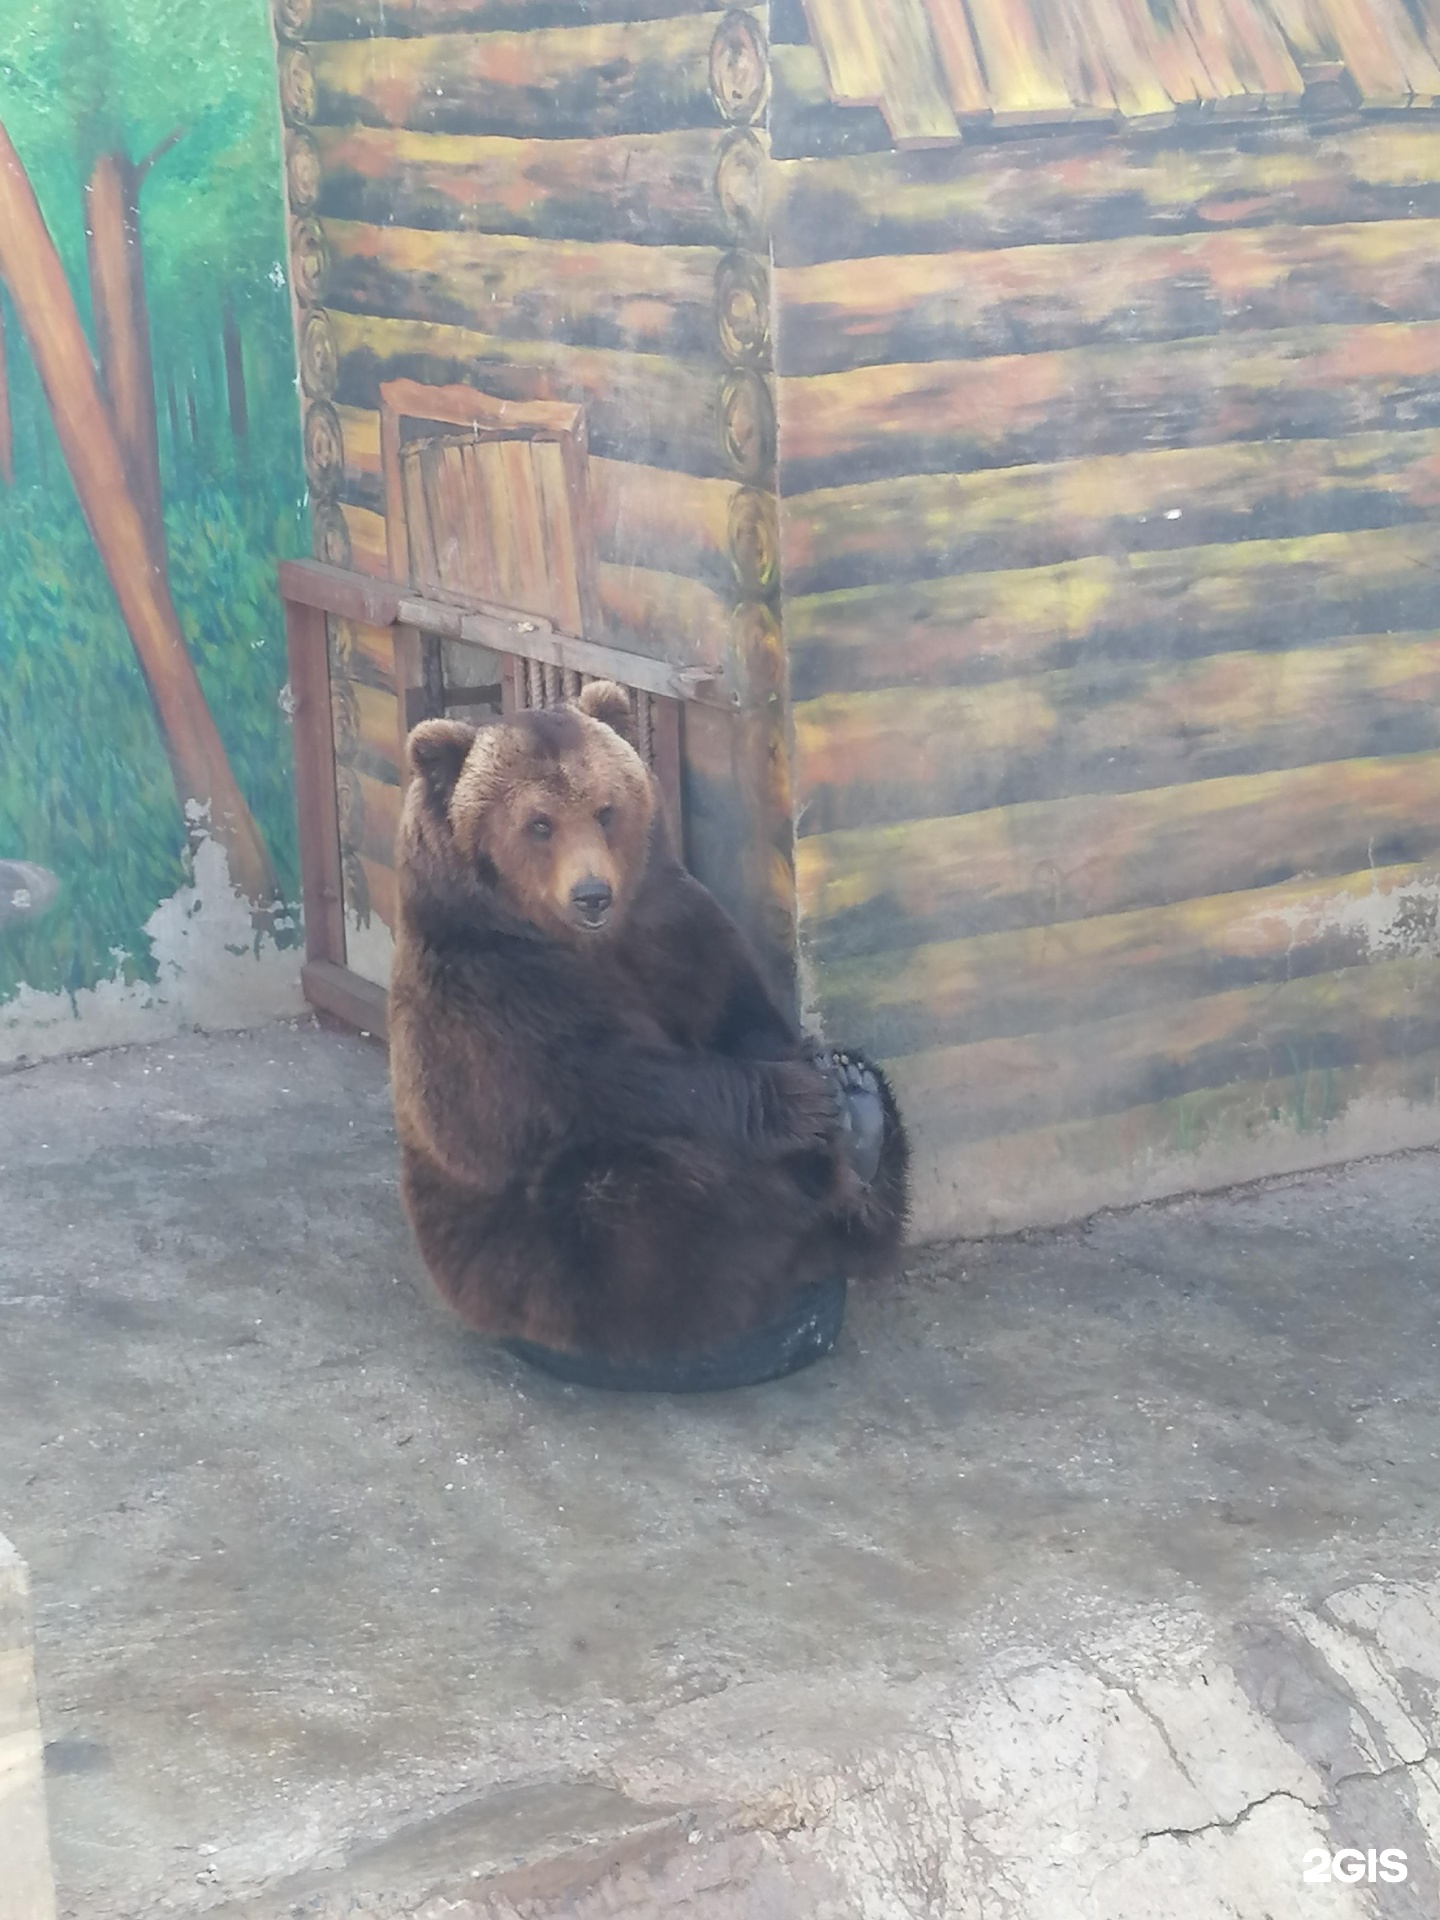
top-left (812, 1047), bottom-right (886, 1186)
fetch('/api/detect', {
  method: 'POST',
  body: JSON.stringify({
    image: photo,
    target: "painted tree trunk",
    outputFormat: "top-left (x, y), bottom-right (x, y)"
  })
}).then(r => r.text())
top-left (222, 304), bottom-right (248, 443)
top-left (83, 149), bottom-right (168, 568)
top-left (0, 299), bottom-right (12, 485)
top-left (0, 119), bottom-right (277, 909)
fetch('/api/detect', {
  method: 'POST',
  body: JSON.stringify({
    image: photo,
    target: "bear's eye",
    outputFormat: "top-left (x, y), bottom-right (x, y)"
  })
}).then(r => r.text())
top-left (595, 804), bottom-right (615, 831)
top-left (526, 816), bottom-right (553, 841)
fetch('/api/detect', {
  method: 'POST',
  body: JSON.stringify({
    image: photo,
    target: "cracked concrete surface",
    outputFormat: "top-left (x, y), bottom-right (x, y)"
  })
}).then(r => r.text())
top-left (2, 1024), bottom-right (1440, 1917)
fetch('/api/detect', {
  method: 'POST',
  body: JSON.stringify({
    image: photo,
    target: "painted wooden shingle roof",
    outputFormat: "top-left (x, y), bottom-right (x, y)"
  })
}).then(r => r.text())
top-left (803, 0), bottom-right (1440, 145)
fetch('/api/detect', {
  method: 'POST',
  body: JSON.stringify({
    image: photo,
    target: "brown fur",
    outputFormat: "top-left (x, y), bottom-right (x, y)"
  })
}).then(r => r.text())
top-left (389, 681), bottom-right (908, 1359)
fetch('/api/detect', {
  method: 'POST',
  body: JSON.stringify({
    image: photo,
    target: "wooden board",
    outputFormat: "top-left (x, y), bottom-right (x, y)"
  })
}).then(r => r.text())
top-left (901, 1043), bottom-right (1440, 1238)
top-left (307, 1), bottom-right (726, 39)
top-left (781, 428), bottom-right (1440, 596)
top-left (814, 860), bottom-right (1440, 1056)
top-left (883, 956), bottom-right (1440, 1146)
top-left (771, 122), bottom-right (1440, 265)
top-left (311, 125), bottom-right (747, 248)
top-left (323, 219), bottom-right (725, 360)
top-left (308, 17), bottom-right (731, 139)
top-left (787, 523), bottom-right (1440, 698)
top-left (792, 633), bottom-right (1440, 831)
top-left (794, 752), bottom-right (1440, 961)
top-left (776, 219), bottom-right (1440, 375)
top-left (778, 320), bottom-right (1440, 490)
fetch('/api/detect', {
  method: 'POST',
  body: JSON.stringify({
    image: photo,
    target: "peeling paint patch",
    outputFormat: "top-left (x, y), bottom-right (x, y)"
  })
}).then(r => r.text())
top-left (1237, 871), bottom-right (1440, 965)
top-left (0, 837), bottom-right (303, 1068)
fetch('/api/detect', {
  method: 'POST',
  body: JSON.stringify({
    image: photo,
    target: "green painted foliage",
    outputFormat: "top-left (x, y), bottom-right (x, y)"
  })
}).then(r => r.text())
top-left (0, 0), bottom-right (308, 1007)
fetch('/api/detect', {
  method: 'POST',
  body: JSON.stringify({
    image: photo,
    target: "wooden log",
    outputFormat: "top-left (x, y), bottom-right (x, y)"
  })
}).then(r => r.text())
top-left (356, 767), bottom-right (403, 866)
top-left (303, 399), bottom-right (345, 498)
top-left (286, 131), bottom-right (322, 215)
top-left (340, 502), bottom-right (388, 576)
top-left (351, 676), bottom-right (405, 782)
top-left (289, 216), bottom-right (329, 306)
top-left (793, 633), bottom-right (1440, 832)
top-left (308, 17), bottom-right (730, 139)
top-left (357, 852), bottom-right (398, 932)
top-left (903, 1042), bottom-right (1440, 1241)
top-left (770, 121), bottom-right (1440, 266)
top-left (813, 860), bottom-right (1440, 1058)
top-left (709, 11), bottom-right (769, 126)
top-left (683, 696), bottom-right (797, 1006)
top-left (311, 125), bottom-right (751, 248)
top-left (787, 522), bottom-right (1440, 699)
top-left (335, 401), bottom-right (382, 507)
top-left (329, 309), bottom-right (729, 477)
top-left (715, 250), bottom-right (770, 366)
top-left (308, 0), bottom-right (724, 33)
top-left (331, 613), bottom-right (399, 692)
top-left (279, 46), bottom-right (317, 127)
top-left (727, 484), bottom-right (778, 593)
top-left (884, 956), bottom-right (1440, 1148)
top-left (777, 319), bottom-right (1440, 491)
top-left (781, 427), bottom-right (1440, 596)
top-left (312, 496), bottom-right (352, 568)
top-left (793, 751), bottom-right (1440, 963)
top-left (299, 309), bottom-right (339, 402)
top-left (322, 218), bottom-right (725, 359)
top-left (716, 129), bottom-right (766, 246)
top-left (595, 561), bottom-right (731, 669)
top-left (591, 457), bottom-right (737, 588)
top-left (719, 367), bottom-right (775, 481)
top-left (776, 218), bottom-right (1440, 377)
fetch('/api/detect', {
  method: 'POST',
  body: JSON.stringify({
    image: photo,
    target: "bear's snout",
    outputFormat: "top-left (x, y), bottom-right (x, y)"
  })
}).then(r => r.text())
top-left (570, 876), bottom-right (614, 929)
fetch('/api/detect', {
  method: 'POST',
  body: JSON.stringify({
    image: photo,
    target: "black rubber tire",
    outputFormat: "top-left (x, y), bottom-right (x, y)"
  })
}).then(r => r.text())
top-left (501, 1273), bottom-right (847, 1394)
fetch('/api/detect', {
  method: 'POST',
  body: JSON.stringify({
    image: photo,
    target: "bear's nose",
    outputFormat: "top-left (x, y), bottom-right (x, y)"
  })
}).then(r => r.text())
top-left (570, 878), bottom-right (613, 924)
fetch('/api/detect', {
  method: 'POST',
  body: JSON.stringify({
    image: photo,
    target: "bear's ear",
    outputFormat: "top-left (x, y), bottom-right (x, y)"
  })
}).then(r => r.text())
top-left (407, 718), bottom-right (476, 808)
top-left (575, 679), bottom-right (638, 749)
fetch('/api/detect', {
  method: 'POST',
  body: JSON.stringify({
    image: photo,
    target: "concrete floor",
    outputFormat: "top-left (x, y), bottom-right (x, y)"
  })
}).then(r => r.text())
top-left (3, 1024), bottom-right (1440, 1918)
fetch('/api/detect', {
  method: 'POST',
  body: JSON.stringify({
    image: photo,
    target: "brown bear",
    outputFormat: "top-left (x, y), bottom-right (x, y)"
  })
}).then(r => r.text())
top-left (388, 680), bottom-right (908, 1389)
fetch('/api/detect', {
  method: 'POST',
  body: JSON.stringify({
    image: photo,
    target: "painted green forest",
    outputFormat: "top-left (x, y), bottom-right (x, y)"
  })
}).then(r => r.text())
top-left (0, 0), bottom-right (305, 1005)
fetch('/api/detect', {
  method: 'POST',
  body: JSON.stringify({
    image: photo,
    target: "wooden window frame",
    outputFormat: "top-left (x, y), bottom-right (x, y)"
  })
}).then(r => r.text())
top-left (377, 379), bottom-right (602, 644)
top-left (278, 559), bottom-right (726, 1040)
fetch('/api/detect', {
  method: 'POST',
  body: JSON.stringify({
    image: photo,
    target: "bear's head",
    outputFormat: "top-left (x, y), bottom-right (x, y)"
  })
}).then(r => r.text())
top-left (403, 680), bottom-right (655, 941)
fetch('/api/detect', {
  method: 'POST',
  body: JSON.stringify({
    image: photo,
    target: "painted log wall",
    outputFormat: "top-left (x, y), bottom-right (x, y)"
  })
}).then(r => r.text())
top-left (772, 114), bottom-right (1440, 1237)
top-left (276, 0), bottom-right (794, 979)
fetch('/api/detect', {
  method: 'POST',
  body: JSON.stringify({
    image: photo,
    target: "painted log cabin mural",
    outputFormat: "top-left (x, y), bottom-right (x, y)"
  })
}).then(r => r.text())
top-left (275, 0), bottom-right (1440, 1236)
